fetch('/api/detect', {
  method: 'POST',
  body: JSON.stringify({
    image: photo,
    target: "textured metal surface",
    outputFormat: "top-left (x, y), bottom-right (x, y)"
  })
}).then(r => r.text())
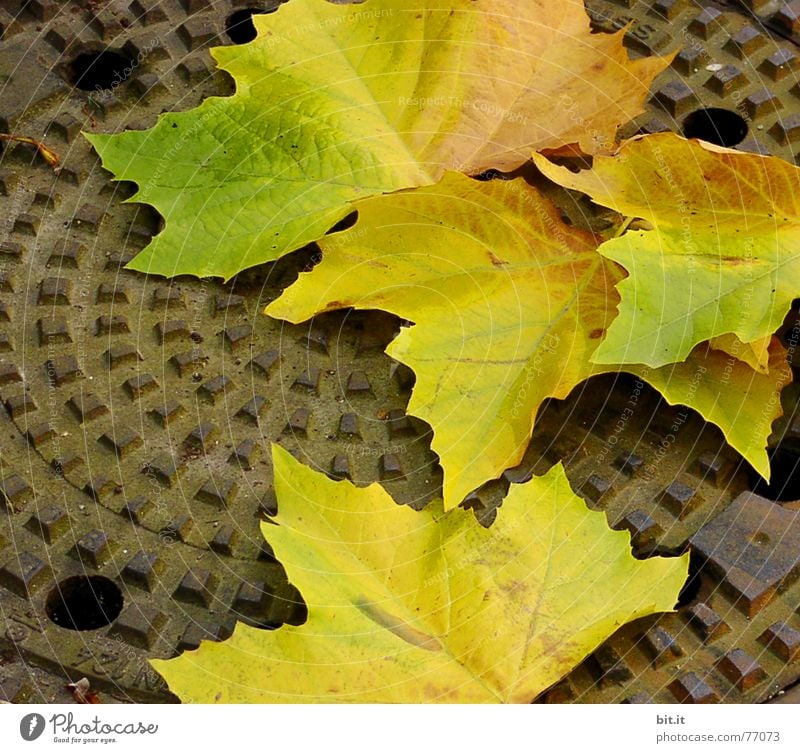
top-left (526, 383), bottom-right (800, 703)
top-left (0, 0), bottom-right (799, 704)
top-left (591, 0), bottom-right (800, 163)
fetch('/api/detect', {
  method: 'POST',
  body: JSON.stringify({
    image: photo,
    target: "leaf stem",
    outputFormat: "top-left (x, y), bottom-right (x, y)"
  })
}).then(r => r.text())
top-left (0, 133), bottom-right (61, 170)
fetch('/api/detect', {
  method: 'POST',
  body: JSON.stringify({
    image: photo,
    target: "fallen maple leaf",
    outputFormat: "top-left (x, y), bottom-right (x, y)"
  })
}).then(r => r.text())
top-left (533, 133), bottom-right (800, 368)
top-left (151, 444), bottom-right (688, 703)
top-left (643, 338), bottom-right (789, 477)
top-left (709, 333), bottom-right (771, 374)
top-left (266, 172), bottom-right (788, 507)
top-left (84, 0), bottom-right (669, 280)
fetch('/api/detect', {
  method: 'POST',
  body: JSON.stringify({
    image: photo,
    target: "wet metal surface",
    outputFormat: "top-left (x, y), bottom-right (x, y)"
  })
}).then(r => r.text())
top-left (1, 0), bottom-right (800, 703)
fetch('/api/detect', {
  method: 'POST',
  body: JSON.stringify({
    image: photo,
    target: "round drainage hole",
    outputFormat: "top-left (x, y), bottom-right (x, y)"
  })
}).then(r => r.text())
top-left (682, 107), bottom-right (748, 148)
top-left (748, 447), bottom-right (800, 502)
top-left (226, 9), bottom-right (272, 44)
top-left (69, 51), bottom-right (135, 91)
top-left (46, 576), bottom-right (123, 631)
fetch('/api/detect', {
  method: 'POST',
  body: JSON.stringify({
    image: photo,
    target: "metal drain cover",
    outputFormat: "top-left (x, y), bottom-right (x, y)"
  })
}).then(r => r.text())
top-left (1, 0), bottom-right (800, 704)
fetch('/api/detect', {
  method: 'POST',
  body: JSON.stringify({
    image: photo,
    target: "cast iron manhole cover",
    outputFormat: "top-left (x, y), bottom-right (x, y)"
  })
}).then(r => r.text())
top-left (1, 0), bottom-right (800, 704)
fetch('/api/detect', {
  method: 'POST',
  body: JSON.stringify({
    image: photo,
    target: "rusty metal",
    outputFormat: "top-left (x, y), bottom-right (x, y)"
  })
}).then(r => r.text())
top-left (0, 0), bottom-right (799, 704)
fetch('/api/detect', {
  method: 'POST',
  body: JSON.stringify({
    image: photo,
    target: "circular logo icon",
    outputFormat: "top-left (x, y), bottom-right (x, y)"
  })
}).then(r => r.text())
top-left (19, 713), bottom-right (45, 742)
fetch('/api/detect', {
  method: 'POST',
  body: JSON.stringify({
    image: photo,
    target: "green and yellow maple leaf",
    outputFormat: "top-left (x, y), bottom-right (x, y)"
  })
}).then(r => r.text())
top-left (533, 133), bottom-right (800, 368)
top-left (266, 172), bottom-right (788, 507)
top-left (85, 0), bottom-right (669, 280)
top-left (642, 338), bottom-right (789, 472)
top-left (152, 444), bottom-right (688, 703)
top-left (708, 333), bottom-right (771, 374)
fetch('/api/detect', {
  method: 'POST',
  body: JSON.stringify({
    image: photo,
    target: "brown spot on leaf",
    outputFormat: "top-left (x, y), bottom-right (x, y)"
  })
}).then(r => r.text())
top-left (589, 328), bottom-right (605, 339)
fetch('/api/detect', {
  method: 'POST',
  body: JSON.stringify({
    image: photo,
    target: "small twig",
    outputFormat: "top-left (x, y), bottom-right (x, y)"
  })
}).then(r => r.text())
top-left (0, 133), bottom-right (61, 170)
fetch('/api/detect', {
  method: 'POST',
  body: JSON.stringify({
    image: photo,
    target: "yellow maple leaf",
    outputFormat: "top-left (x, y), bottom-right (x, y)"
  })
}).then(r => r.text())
top-left (534, 133), bottom-right (800, 369)
top-left (267, 172), bottom-right (788, 505)
top-left (85, 0), bottom-right (670, 279)
top-left (151, 445), bottom-right (688, 703)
